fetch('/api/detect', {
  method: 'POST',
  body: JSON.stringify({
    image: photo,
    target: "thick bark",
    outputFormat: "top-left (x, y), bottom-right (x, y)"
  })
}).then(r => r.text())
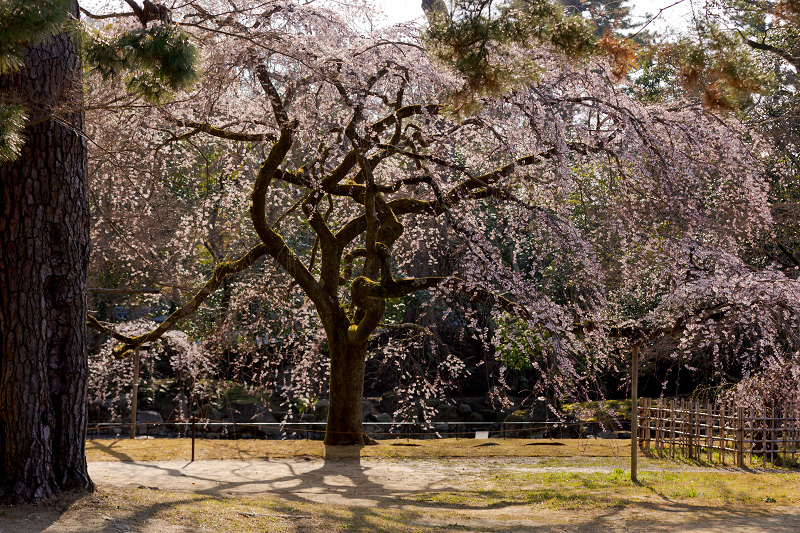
top-left (324, 317), bottom-right (373, 446)
top-left (0, 1), bottom-right (93, 503)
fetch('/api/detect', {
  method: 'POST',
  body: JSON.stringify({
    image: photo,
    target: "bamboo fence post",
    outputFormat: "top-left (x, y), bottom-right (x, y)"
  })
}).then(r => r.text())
top-left (706, 402), bottom-right (713, 462)
top-left (686, 400), bottom-right (693, 458)
top-left (646, 398), bottom-right (652, 450)
top-left (653, 399), bottom-right (659, 456)
top-left (793, 402), bottom-right (798, 464)
top-left (687, 400), bottom-right (693, 457)
top-left (720, 403), bottom-right (726, 466)
top-left (675, 400), bottom-right (686, 453)
top-left (659, 398), bottom-right (665, 457)
top-left (631, 344), bottom-right (639, 483)
top-left (783, 407), bottom-right (788, 467)
top-left (748, 406), bottom-right (753, 466)
top-left (694, 401), bottom-right (701, 459)
top-left (674, 399), bottom-right (679, 458)
top-left (642, 398), bottom-right (648, 452)
top-left (763, 404), bottom-right (768, 469)
top-left (653, 399), bottom-right (659, 455)
top-left (771, 403), bottom-right (776, 465)
top-left (736, 406), bottom-right (744, 467)
top-left (663, 398), bottom-right (667, 456)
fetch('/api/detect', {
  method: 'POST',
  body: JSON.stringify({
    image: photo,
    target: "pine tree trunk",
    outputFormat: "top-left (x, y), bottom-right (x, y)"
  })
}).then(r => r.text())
top-left (324, 325), bottom-right (372, 446)
top-left (0, 0), bottom-right (93, 503)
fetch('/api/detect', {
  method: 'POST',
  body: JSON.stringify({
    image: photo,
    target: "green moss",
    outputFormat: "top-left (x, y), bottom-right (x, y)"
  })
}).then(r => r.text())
top-left (561, 399), bottom-right (632, 422)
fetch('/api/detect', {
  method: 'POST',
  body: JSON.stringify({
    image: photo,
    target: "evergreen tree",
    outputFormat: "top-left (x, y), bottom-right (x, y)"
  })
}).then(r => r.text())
top-left (0, 0), bottom-right (197, 503)
top-left (0, 0), bottom-right (93, 502)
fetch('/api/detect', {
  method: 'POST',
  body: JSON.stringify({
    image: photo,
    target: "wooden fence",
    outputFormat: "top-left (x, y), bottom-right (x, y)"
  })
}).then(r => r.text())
top-left (637, 398), bottom-right (800, 467)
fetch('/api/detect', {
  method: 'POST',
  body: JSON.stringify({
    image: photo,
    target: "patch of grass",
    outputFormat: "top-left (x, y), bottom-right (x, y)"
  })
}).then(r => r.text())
top-left (73, 438), bottom-right (800, 532)
top-left (7, 444), bottom-right (800, 533)
top-left (85, 437), bottom-right (632, 462)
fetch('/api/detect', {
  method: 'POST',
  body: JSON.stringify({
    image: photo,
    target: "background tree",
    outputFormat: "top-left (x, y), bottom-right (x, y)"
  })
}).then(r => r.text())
top-left (80, 0), bottom-right (796, 446)
top-left (626, 0), bottom-right (800, 400)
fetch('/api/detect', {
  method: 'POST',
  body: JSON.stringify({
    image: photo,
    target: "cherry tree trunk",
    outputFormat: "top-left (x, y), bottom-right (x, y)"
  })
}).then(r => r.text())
top-left (0, 1), bottom-right (93, 503)
top-left (324, 327), bottom-right (371, 446)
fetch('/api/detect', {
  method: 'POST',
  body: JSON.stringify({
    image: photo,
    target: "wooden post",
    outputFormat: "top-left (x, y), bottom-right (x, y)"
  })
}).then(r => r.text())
top-left (130, 348), bottom-right (140, 439)
top-left (736, 406), bottom-right (744, 467)
top-left (763, 405), bottom-right (768, 469)
top-left (644, 398), bottom-right (651, 451)
top-left (720, 404), bottom-right (726, 465)
top-left (630, 344), bottom-right (639, 482)
top-left (706, 402), bottom-right (713, 462)
top-left (783, 408), bottom-right (788, 467)
top-left (656, 398), bottom-right (663, 456)
top-left (669, 399), bottom-right (676, 459)
top-left (191, 417), bottom-right (196, 462)
top-left (694, 401), bottom-right (700, 459)
top-left (686, 400), bottom-right (693, 459)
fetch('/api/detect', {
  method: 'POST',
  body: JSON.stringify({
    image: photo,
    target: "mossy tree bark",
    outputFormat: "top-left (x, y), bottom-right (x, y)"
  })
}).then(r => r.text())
top-left (0, 0), bottom-right (93, 503)
top-left (324, 318), bottom-right (373, 446)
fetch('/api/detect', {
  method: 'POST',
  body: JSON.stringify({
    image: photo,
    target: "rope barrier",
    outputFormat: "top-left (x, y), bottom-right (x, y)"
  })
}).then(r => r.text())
top-left (87, 418), bottom-right (625, 438)
top-left (86, 417), bottom-right (635, 462)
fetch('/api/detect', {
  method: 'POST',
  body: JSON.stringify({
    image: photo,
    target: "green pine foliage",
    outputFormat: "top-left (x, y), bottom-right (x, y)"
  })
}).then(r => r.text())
top-left (0, 0), bottom-right (72, 162)
top-left (0, 104), bottom-right (28, 162)
top-left (0, 0), bottom-right (71, 75)
top-left (84, 23), bottom-right (199, 103)
top-left (424, 0), bottom-right (596, 108)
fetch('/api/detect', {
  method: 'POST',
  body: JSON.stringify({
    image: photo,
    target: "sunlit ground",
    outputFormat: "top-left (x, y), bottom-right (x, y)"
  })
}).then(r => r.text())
top-left (1, 439), bottom-right (798, 532)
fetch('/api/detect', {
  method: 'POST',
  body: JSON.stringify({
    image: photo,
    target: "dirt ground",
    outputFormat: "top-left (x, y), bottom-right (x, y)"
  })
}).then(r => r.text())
top-left (2, 455), bottom-right (800, 533)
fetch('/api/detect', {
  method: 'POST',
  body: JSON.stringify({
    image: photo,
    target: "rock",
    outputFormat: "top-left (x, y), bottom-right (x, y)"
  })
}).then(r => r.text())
top-left (195, 405), bottom-right (220, 422)
top-left (228, 401), bottom-right (262, 423)
top-left (529, 398), bottom-right (549, 423)
top-left (479, 409), bottom-right (501, 422)
top-left (361, 400), bottom-right (373, 421)
top-left (435, 403), bottom-right (460, 422)
top-left (255, 410), bottom-right (282, 439)
top-left (466, 411), bottom-right (485, 423)
top-left (502, 410), bottom-right (535, 438)
top-left (136, 410), bottom-right (163, 424)
top-left (311, 399), bottom-right (329, 422)
top-left (158, 393), bottom-right (187, 421)
top-left (121, 410), bottom-right (164, 436)
top-left (376, 412), bottom-right (392, 423)
top-left (457, 403), bottom-right (472, 416)
top-left (378, 391), bottom-right (400, 414)
top-left (270, 410), bottom-right (288, 422)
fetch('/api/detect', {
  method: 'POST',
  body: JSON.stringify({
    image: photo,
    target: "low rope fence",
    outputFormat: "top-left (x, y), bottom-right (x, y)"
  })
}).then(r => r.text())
top-left (87, 418), bottom-right (598, 441)
top-left (87, 418), bottom-right (630, 461)
top-left (638, 398), bottom-right (800, 467)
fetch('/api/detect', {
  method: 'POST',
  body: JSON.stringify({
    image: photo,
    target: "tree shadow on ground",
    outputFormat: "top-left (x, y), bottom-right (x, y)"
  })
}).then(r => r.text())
top-left (5, 447), bottom-right (800, 532)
